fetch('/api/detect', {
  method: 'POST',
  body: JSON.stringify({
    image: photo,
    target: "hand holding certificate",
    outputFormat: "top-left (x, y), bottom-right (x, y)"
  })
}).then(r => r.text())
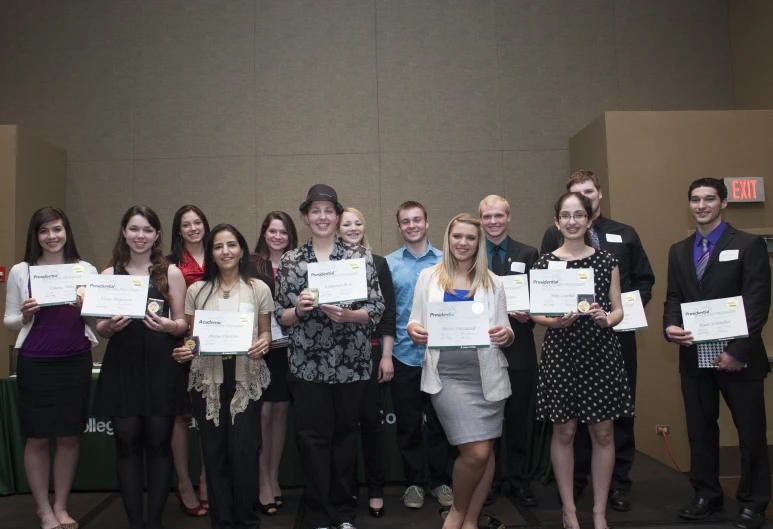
top-left (193, 310), bottom-right (255, 355)
top-left (529, 268), bottom-right (595, 317)
top-left (502, 275), bottom-right (530, 313)
top-left (681, 297), bottom-right (749, 343)
top-left (81, 275), bottom-right (150, 319)
top-left (426, 302), bottom-right (490, 349)
top-left (307, 259), bottom-right (367, 305)
top-left (30, 263), bottom-right (90, 306)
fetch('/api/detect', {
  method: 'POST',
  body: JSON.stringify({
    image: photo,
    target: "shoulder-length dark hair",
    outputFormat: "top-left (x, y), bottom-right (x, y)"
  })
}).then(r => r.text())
top-left (195, 224), bottom-right (253, 307)
top-left (253, 211), bottom-right (298, 276)
top-left (170, 205), bottom-right (211, 262)
top-left (554, 192), bottom-right (594, 247)
top-left (109, 205), bottom-right (170, 301)
top-left (24, 207), bottom-right (81, 264)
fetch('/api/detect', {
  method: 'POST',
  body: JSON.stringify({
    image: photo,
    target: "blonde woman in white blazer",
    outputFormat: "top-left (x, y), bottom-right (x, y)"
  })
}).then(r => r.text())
top-left (3, 207), bottom-right (98, 529)
top-left (407, 213), bottom-right (513, 529)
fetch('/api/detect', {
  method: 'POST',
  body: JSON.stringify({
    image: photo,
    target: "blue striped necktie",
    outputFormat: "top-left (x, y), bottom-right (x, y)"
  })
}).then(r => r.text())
top-left (695, 237), bottom-right (710, 284)
top-left (589, 227), bottom-right (601, 250)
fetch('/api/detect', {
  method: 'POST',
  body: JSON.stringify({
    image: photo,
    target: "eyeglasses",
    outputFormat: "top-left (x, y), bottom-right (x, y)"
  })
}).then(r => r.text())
top-left (558, 212), bottom-right (588, 221)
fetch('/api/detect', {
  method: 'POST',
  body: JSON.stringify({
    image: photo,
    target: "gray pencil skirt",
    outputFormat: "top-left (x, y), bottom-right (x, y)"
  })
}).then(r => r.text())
top-left (430, 349), bottom-right (505, 446)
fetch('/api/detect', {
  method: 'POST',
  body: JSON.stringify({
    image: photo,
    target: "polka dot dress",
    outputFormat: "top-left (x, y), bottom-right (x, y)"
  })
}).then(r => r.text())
top-left (534, 250), bottom-right (634, 424)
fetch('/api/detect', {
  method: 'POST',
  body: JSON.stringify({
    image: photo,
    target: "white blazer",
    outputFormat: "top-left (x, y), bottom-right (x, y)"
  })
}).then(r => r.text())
top-left (408, 264), bottom-right (512, 402)
top-left (3, 261), bottom-right (99, 348)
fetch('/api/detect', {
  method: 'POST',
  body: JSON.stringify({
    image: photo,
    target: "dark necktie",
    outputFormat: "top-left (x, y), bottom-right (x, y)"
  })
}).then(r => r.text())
top-left (695, 237), bottom-right (710, 284)
top-left (589, 227), bottom-right (601, 250)
top-left (492, 245), bottom-right (503, 275)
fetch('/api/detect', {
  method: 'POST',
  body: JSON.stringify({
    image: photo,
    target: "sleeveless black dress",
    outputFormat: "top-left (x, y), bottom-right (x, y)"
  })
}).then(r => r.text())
top-left (93, 269), bottom-right (188, 417)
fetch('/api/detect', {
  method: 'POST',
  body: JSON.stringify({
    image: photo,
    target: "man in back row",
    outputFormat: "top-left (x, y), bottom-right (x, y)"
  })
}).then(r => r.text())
top-left (386, 201), bottom-right (454, 510)
top-left (541, 170), bottom-right (655, 511)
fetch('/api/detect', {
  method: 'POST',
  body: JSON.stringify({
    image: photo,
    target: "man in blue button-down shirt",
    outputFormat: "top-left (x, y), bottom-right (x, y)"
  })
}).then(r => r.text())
top-left (386, 201), bottom-right (453, 510)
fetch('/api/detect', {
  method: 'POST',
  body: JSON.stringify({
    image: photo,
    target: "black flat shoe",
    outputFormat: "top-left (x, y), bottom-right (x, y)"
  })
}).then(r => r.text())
top-left (259, 502), bottom-right (278, 516)
top-left (514, 486), bottom-right (538, 507)
top-left (678, 497), bottom-right (723, 520)
top-left (369, 505), bottom-right (385, 518)
top-left (734, 508), bottom-right (765, 529)
top-left (608, 489), bottom-right (631, 512)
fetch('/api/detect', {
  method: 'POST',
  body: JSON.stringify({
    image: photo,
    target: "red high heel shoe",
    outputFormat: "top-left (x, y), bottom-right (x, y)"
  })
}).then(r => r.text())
top-left (175, 487), bottom-right (208, 517)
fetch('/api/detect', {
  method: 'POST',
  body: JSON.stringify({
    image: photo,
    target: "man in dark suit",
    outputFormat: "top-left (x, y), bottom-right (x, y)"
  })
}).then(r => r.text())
top-left (664, 178), bottom-right (770, 529)
top-left (479, 195), bottom-right (540, 508)
top-left (541, 170), bottom-right (655, 511)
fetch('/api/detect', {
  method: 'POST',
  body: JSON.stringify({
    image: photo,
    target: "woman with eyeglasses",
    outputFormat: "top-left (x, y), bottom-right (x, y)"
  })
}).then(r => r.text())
top-left (166, 205), bottom-right (211, 517)
top-left (93, 205), bottom-right (189, 529)
top-left (172, 223), bottom-right (273, 529)
top-left (3, 207), bottom-right (98, 529)
top-left (530, 192), bottom-right (633, 529)
top-left (251, 211), bottom-right (298, 515)
top-left (337, 207), bottom-right (396, 519)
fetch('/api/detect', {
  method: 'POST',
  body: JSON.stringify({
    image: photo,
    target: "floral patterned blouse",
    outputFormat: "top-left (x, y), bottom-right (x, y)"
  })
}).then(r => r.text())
top-left (274, 236), bottom-right (385, 383)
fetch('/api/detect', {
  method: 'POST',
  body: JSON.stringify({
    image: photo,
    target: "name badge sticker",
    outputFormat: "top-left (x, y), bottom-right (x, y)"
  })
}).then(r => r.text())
top-left (719, 249), bottom-right (739, 262)
top-left (547, 260), bottom-right (567, 270)
top-left (73, 264), bottom-right (84, 274)
top-left (605, 233), bottom-right (623, 243)
top-left (511, 262), bottom-right (526, 273)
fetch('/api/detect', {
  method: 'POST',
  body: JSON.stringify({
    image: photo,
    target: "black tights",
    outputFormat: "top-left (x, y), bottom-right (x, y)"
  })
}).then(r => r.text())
top-left (112, 416), bottom-right (175, 529)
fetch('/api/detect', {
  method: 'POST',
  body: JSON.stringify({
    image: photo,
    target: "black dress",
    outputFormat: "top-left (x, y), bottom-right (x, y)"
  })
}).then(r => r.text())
top-left (93, 269), bottom-right (188, 417)
top-left (534, 250), bottom-right (634, 424)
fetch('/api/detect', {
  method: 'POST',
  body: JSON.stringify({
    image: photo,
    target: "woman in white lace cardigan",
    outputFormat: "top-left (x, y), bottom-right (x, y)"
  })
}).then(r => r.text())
top-left (173, 224), bottom-right (272, 529)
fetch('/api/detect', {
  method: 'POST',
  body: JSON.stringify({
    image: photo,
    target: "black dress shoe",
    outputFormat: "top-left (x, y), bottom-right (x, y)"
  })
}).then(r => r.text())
top-left (734, 508), bottom-right (765, 529)
top-left (608, 489), bottom-right (631, 512)
top-left (678, 497), bottom-right (723, 520)
top-left (369, 504), bottom-right (384, 518)
top-left (514, 486), bottom-right (538, 507)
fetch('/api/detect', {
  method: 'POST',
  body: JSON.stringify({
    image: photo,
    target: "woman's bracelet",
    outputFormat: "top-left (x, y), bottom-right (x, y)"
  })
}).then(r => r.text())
top-left (294, 305), bottom-right (302, 319)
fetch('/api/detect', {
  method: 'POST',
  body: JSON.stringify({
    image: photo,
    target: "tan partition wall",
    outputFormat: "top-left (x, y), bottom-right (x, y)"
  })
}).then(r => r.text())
top-left (0, 125), bottom-right (66, 376)
top-left (570, 111), bottom-right (773, 470)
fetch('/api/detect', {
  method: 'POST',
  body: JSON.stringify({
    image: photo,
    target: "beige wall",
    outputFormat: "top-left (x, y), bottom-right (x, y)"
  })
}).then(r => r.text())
top-left (0, 0), bottom-right (736, 269)
top-left (0, 126), bottom-right (66, 376)
top-left (571, 111), bottom-right (773, 470)
top-left (729, 0), bottom-right (773, 110)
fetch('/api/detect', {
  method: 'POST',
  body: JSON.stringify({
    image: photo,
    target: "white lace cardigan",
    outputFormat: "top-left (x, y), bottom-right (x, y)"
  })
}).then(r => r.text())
top-left (185, 278), bottom-right (272, 425)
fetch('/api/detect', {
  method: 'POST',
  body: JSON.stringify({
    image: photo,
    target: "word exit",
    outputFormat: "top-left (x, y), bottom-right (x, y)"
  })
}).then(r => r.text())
top-left (723, 177), bottom-right (765, 203)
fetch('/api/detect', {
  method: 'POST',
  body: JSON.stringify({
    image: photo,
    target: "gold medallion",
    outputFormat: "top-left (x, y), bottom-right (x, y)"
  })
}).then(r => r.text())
top-left (147, 301), bottom-right (160, 314)
top-left (577, 300), bottom-right (591, 313)
top-left (76, 286), bottom-right (86, 297)
top-left (185, 339), bottom-right (197, 351)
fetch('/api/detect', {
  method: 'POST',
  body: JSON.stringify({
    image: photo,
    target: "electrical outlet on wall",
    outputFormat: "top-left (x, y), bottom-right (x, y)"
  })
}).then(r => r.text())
top-left (655, 425), bottom-right (670, 435)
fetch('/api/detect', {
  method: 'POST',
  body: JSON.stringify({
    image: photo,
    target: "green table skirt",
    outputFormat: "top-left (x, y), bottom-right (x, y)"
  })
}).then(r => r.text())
top-left (0, 375), bottom-right (552, 495)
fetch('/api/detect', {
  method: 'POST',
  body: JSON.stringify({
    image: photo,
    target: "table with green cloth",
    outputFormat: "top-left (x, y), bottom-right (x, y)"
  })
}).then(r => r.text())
top-left (0, 375), bottom-right (552, 495)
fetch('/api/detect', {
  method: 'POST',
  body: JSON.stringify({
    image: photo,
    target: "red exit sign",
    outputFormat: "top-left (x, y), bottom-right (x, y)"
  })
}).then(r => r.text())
top-left (724, 177), bottom-right (765, 203)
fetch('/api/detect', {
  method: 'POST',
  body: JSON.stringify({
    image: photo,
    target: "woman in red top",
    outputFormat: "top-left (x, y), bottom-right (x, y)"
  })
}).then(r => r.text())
top-left (166, 205), bottom-right (210, 517)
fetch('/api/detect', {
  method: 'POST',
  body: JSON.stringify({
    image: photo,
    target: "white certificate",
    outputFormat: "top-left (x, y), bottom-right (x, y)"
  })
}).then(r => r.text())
top-left (193, 310), bottom-right (255, 355)
top-left (502, 275), bottom-right (530, 313)
top-left (426, 301), bottom-right (490, 350)
top-left (681, 297), bottom-right (749, 343)
top-left (529, 268), bottom-right (595, 316)
top-left (80, 275), bottom-right (150, 319)
top-left (270, 314), bottom-right (288, 343)
top-left (614, 290), bottom-right (648, 332)
top-left (29, 263), bottom-right (89, 306)
top-left (307, 258), bottom-right (367, 305)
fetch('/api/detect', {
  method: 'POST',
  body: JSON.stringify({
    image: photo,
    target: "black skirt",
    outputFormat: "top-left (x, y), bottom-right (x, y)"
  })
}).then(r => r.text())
top-left (262, 346), bottom-right (290, 402)
top-left (17, 351), bottom-right (93, 438)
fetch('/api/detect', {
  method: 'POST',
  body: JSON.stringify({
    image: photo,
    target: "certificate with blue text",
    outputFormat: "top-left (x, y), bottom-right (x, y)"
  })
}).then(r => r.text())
top-left (30, 263), bottom-right (90, 306)
top-left (307, 258), bottom-right (367, 305)
top-left (681, 297), bottom-right (749, 343)
top-left (80, 275), bottom-right (150, 319)
top-left (426, 301), bottom-right (490, 350)
top-left (193, 310), bottom-right (254, 355)
top-left (529, 268), bottom-right (595, 316)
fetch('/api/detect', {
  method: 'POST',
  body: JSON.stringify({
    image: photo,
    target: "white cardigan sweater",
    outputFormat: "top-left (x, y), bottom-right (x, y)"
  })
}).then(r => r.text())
top-left (408, 265), bottom-right (512, 402)
top-left (3, 261), bottom-right (99, 348)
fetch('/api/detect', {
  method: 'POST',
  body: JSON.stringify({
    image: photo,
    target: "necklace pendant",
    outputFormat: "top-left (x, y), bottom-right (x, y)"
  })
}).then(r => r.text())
top-left (223, 291), bottom-right (230, 299)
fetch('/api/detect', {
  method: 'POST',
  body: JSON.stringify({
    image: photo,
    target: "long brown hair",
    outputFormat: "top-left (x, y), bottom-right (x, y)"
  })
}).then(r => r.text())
top-left (254, 211), bottom-right (298, 276)
top-left (24, 207), bottom-right (82, 264)
top-left (109, 205), bottom-right (170, 301)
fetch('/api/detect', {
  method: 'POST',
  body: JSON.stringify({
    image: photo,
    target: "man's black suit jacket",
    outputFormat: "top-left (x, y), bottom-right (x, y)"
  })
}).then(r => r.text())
top-left (492, 236), bottom-right (539, 370)
top-left (663, 223), bottom-right (771, 380)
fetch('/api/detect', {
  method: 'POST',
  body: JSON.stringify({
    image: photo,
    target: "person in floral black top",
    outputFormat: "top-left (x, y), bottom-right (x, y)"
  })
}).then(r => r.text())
top-left (274, 184), bottom-right (385, 529)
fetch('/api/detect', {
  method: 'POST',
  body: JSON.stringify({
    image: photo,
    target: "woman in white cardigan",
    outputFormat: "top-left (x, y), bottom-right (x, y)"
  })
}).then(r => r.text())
top-left (3, 207), bottom-right (98, 529)
top-left (172, 223), bottom-right (272, 529)
top-left (407, 213), bottom-right (514, 529)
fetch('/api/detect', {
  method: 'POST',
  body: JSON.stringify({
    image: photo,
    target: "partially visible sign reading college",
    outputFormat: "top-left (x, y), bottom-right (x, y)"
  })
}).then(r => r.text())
top-left (724, 177), bottom-right (765, 203)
